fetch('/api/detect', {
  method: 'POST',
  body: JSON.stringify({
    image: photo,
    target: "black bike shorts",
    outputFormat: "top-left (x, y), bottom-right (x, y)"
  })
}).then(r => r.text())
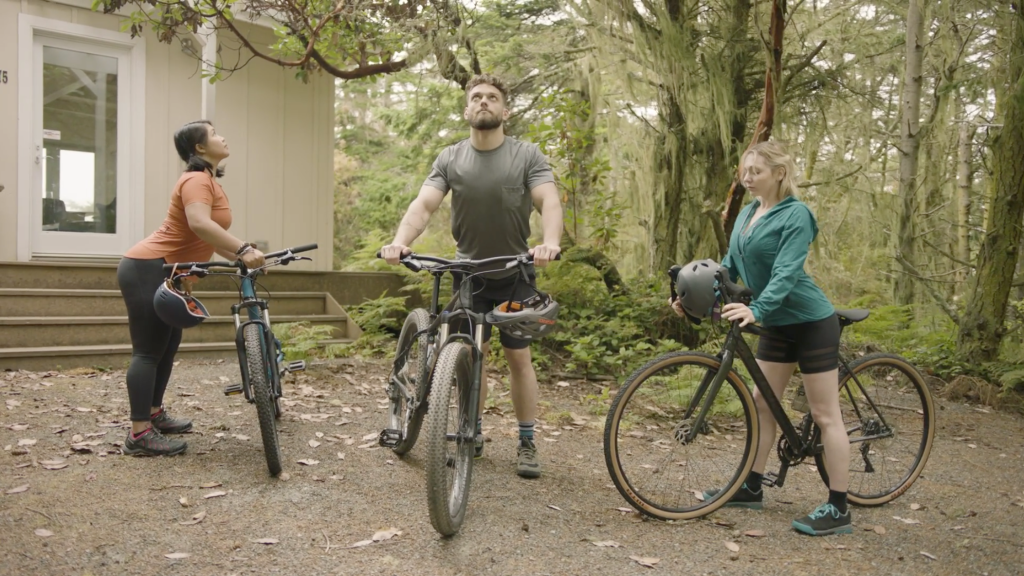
top-left (451, 269), bottom-right (537, 350)
top-left (755, 314), bottom-right (841, 374)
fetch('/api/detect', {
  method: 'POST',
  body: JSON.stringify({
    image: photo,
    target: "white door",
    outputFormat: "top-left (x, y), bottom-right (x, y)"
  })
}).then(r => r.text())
top-left (18, 16), bottom-right (145, 260)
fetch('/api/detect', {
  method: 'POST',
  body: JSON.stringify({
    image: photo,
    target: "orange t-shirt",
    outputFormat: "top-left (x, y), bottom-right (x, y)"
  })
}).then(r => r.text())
top-left (125, 171), bottom-right (233, 263)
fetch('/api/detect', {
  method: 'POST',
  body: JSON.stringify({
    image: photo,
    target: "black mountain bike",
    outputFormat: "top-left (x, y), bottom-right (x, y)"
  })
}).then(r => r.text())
top-left (377, 251), bottom-right (544, 536)
top-left (166, 243), bottom-right (317, 476)
top-left (603, 268), bottom-right (936, 520)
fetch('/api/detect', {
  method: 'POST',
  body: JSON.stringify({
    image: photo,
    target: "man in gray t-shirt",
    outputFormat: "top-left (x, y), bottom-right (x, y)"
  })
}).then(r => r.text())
top-left (381, 74), bottom-right (563, 479)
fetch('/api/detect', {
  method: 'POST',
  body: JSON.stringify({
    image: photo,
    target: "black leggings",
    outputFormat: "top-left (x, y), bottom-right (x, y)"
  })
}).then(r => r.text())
top-left (117, 257), bottom-right (182, 422)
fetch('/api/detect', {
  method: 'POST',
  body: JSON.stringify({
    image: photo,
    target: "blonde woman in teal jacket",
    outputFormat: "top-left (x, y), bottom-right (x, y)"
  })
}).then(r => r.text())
top-left (701, 141), bottom-right (851, 535)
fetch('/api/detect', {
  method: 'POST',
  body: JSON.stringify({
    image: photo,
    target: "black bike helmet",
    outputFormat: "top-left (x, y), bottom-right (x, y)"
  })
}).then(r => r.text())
top-left (485, 291), bottom-right (560, 340)
top-left (675, 259), bottom-right (722, 320)
top-left (153, 278), bottom-right (210, 329)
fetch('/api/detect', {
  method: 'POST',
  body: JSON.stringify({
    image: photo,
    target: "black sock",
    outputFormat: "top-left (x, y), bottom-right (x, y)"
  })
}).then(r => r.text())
top-left (828, 489), bottom-right (848, 514)
top-left (745, 471), bottom-right (764, 492)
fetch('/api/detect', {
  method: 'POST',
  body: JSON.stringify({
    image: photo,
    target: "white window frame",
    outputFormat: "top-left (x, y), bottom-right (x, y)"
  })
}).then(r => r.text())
top-left (17, 14), bottom-right (146, 260)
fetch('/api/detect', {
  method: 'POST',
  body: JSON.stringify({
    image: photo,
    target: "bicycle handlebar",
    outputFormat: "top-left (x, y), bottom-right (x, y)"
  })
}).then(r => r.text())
top-left (162, 243), bottom-right (318, 274)
top-left (375, 251), bottom-right (560, 273)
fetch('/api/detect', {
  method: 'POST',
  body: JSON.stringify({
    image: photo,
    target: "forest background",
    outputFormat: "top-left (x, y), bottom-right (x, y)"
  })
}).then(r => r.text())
top-left (105, 0), bottom-right (1024, 404)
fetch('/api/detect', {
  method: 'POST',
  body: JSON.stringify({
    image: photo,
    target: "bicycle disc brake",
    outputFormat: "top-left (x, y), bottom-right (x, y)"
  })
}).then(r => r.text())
top-left (672, 418), bottom-right (710, 445)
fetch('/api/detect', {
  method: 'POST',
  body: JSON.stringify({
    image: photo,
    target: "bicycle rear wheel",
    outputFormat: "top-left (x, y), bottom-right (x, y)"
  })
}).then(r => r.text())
top-left (424, 342), bottom-right (475, 536)
top-left (815, 353), bottom-right (935, 506)
top-left (387, 309), bottom-right (432, 455)
top-left (244, 323), bottom-right (283, 476)
top-left (604, 351), bottom-right (759, 521)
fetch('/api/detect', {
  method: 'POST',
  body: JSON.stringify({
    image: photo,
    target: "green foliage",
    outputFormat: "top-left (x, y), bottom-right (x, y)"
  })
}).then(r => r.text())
top-left (335, 293), bottom-right (410, 357)
top-left (276, 321), bottom-right (337, 360)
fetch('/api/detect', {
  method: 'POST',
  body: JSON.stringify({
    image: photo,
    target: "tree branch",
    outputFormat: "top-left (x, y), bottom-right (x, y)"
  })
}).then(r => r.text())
top-left (894, 255), bottom-right (960, 323)
top-left (780, 40), bottom-right (827, 97)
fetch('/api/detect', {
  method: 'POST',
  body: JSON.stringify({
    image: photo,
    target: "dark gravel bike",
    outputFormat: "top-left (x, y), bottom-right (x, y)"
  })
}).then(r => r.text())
top-left (603, 267), bottom-right (936, 520)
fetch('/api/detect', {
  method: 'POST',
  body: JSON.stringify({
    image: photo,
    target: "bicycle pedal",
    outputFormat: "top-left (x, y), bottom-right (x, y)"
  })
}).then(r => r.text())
top-left (378, 428), bottom-right (402, 448)
top-left (284, 360), bottom-right (307, 373)
top-left (223, 383), bottom-right (244, 396)
top-left (762, 471), bottom-right (780, 488)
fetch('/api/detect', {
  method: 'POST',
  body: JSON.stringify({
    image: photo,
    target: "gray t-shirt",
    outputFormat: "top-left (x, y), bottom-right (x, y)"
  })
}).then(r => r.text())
top-left (424, 137), bottom-right (555, 276)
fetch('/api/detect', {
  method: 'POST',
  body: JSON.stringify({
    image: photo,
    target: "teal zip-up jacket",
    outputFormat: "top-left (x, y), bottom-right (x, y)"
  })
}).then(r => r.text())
top-left (721, 196), bottom-right (834, 327)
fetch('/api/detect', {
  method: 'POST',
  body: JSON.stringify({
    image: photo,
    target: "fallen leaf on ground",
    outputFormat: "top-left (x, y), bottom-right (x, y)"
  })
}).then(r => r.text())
top-left (17, 439), bottom-right (37, 446)
top-left (614, 507), bottom-right (633, 513)
top-left (921, 551), bottom-right (937, 560)
top-left (40, 459), bottom-right (68, 470)
top-left (548, 505), bottom-right (562, 511)
top-left (34, 529), bottom-right (53, 537)
top-left (712, 519), bottom-right (735, 527)
top-left (361, 433), bottom-right (378, 441)
top-left (251, 538), bottom-right (279, 545)
top-left (724, 541), bottom-right (740, 552)
top-left (337, 452), bottom-right (346, 460)
top-left (199, 482), bottom-right (221, 489)
top-left (297, 459), bottom-right (320, 466)
top-left (179, 511), bottom-right (207, 525)
top-left (743, 530), bottom-right (766, 538)
top-left (232, 435), bottom-right (250, 441)
top-left (357, 442), bottom-right (376, 449)
top-left (893, 516), bottom-right (921, 524)
top-left (910, 503), bottom-right (922, 510)
top-left (308, 440), bottom-right (321, 448)
top-left (7, 424), bottom-right (29, 431)
top-left (179, 497), bottom-right (190, 507)
top-left (164, 552), bottom-right (190, 559)
top-left (874, 525), bottom-right (887, 535)
top-left (372, 528), bottom-right (401, 542)
top-left (203, 491), bottom-right (227, 499)
top-left (630, 556), bottom-right (660, 568)
top-left (593, 541), bottom-right (621, 547)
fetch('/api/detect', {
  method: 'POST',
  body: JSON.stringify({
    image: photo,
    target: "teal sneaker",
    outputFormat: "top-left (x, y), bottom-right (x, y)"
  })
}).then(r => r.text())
top-left (702, 483), bottom-right (764, 510)
top-left (792, 503), bottom-right (853, 536)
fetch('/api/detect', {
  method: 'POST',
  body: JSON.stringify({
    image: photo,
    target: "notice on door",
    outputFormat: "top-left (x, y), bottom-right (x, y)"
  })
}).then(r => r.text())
top-left (43, 129), bottom-right (61, 140)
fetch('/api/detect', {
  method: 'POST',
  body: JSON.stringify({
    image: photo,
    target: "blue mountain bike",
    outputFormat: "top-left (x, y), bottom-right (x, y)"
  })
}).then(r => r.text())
top-left (165, 243), bottom-right (317, 476)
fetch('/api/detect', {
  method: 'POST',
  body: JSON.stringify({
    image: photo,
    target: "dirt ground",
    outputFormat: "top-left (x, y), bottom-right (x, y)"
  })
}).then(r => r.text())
top-left (1, 358), bottom-right (1023, 576)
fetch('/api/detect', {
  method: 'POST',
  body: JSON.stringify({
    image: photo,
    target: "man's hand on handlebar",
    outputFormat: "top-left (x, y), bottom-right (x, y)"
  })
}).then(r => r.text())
top-left (240, 249), bottom-right (266, 269)
top-left (380, 244), bottom-right (411, 265)
top-left (529, 244), bottom-right (561, 267)
top-left (721, 303), bottom-right (756, 327)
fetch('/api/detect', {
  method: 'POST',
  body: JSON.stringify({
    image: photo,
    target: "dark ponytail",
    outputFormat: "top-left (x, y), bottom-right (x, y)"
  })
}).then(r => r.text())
top-left (173, 120), bottom-right (225, 178)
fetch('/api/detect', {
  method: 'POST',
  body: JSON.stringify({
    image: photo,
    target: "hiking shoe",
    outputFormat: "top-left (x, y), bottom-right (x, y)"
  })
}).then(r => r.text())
top-left (474, 433), bottom-right (485, 459)
top-left (123, 427), bottom-right (187, 456)
top-left (792, 503), bottom-right (853, 536)
top-left (702, 483), bottom-right (764, 510)
top-left (150, 408), bottom-right (193, 434)
top-left (516, 439), bottom-right (541, 478)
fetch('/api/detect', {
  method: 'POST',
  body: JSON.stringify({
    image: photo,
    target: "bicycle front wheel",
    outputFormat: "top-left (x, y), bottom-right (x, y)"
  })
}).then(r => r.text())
top-left (244, 323), bottom-right (283, 477)
top-left (604, 351), bottom-right (759, 521)
top-left (424, 342), bottom-right (476, 536)
top-left (815, 353), bottom-right (935, 506)
top-left (388, 309), bottom-right (432, 455)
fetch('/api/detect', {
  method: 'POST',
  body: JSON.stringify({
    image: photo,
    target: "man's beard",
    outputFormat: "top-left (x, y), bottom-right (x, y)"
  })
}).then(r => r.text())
top-left (469, 111), bottom-right (503, 131)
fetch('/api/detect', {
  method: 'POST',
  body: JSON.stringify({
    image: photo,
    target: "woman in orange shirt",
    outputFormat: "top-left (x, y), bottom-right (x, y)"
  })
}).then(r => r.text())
top-left (117, 120), bottom-right (264, 456)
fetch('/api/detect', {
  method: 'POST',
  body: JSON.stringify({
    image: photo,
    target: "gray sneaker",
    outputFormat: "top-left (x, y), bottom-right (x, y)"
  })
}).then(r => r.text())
top-left (516, 439), bottom-right (541, 478)
top-left (123, 427), bottom-right (187, 456)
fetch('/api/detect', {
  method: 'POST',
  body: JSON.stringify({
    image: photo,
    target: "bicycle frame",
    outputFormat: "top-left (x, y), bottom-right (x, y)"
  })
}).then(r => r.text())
top-left (231, 272), bottom-right (283, 403)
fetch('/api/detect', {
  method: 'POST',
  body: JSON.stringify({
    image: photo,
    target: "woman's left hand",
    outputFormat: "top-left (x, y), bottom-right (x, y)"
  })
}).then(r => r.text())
top-left (721, 303), bottom-right (756, 327)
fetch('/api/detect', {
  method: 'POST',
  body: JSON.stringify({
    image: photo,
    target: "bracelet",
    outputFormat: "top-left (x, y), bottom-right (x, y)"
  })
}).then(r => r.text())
top-left (235, 242), bottom-right (256, 256)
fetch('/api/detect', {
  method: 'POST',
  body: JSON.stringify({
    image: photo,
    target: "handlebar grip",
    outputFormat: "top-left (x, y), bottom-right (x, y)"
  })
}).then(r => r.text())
top-left (667, 265), bottom-right (681, 302)
top-left (290, 243), bottom-right (318, 254)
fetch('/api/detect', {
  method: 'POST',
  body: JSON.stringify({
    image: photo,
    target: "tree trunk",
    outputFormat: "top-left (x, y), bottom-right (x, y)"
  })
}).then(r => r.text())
top-left (893, 0), bottom-right (928, 307)
top-left (721, 0), bottom-right (783, 240)
top-left (956, 4), bottom-right (1024, 363)
top-left (956, 122), bottom-right (975, 286)
top-left (651, 90), bottom-right (687, 273)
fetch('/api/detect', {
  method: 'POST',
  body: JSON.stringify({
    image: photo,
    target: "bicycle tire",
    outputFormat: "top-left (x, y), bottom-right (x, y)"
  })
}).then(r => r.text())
top-left (424, 342), bottom-right (475, 536)
top-left (814, 353), bottom-right (935, 506)
top-left (604, 351), bottom-right (759, 521)
top-left (244, 323), bottom-right (283, 476)
top-left (388, 309), bottom-right (432, 455)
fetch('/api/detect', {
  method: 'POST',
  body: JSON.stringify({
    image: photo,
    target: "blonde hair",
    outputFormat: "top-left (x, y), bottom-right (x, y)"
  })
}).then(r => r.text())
top-left (742, 141), bottom-right (800, 198)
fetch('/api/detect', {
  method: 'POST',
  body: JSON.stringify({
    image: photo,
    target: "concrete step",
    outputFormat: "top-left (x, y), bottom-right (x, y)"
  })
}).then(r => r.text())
top-left (0, 315), bottom-right (350, 348)
top-left (0, 339), bottom-right (354, 372)
top-left (0, 289), bottom-right (329, 317)
top-left (0, 261), bottom-right (410, 307)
